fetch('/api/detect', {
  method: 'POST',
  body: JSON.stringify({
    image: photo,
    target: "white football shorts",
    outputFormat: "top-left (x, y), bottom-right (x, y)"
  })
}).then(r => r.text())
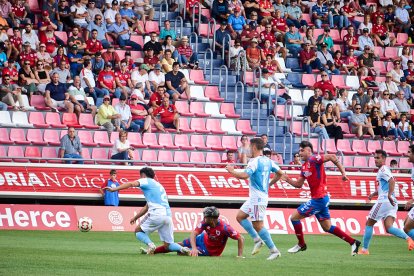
top-left (140, 214), bottom-right (174, 244)
top-left (240, 200), bottom-right (267, 221)
top-left (368, 201), bottom-right (398, 221)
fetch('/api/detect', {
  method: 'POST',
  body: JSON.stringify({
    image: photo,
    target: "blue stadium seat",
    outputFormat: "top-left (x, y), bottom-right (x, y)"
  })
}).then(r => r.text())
top-left (287, 73), bottom-right (306, 88)
top-left (286, 58), bottom-right (303, 72)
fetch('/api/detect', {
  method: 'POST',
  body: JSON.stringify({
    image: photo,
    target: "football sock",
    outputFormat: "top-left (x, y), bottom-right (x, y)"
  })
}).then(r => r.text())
top-left (168, 243), bottom-right (183, 252)
top-left (154, 246), bottom-right (170, 254)
top-left (291, 220), bottom-right (305, 246)
top-left (407, 229), bottom-right (414, 239)
top-left (362, 226), bottom-right (373, 249)
top-left (240, 219), bottom-right (259, 240)
top-left (136, 231), bottom-right (152, 245)
top-left (258, 228), bottom-right (277, 252)
top-left (328, 225), bottom-right (355, 245)
top-left (387, 227), bottom-right (409, 240)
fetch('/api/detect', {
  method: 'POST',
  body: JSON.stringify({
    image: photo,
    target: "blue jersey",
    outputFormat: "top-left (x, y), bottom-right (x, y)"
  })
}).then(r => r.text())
top-left (138, 178), bottom-right (171, 216)
top-left (103, 179), bottom-right (120, 206)
top-left (245, 156), bottom-right (280, 205)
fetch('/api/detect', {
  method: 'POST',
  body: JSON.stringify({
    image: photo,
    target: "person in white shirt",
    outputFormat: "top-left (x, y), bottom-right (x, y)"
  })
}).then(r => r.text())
top-left (68, 76), bottom-right (97, 117)
top-left (131, 64), bottom-right (152, 97)
top-left (21, 23), bottom-right (39, 51)
top-left (379, 91), bottom-right (399, 119)
top-left (131, 82), bottom-right (147, 105)
top-left (110, 130), bottom-right (134, 165)
top-left (393, 91), bottom-right (411, 113)
top-left (336, 89), bottom-right (353, 122)
top-left (70, 0), bottom-right (89, 28)
top-left (148, 64), bottom-right (165, 91)
top-left (378, 73), bottom-right (399, 96)
top-left (104, 0), bottom-right (119, 26)
top-left (80, 60), bottom-right (108, 104)
top-left (383, 112), bottom-right (405, 140)
top-left (398, 113), bottom-right (411, 140)
top-left (395, 0), bottom-right (411, 32)
top-left (115, 94), bottom-right (139, 132)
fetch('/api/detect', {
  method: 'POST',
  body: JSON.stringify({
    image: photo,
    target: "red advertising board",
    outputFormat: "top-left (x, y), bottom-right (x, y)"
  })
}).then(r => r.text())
top-left (0, 164), bottom-right (413, 204)
top-left (0, 204), bottom-right (409, 236)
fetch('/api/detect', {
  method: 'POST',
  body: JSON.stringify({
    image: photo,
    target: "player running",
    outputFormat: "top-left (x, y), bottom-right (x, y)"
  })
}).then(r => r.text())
top-left (147, 206), bottom-right (245, 257)
top-left (282, 141), bottom-right (361, 255)
top-left (358, 150), bottom-right (414, 255)
top-left (226, 138), bottom-right (285, 261)
top-left (404, 145), bottom-right (414, 239)
top-left (103, 167), bottom-right (190, 255)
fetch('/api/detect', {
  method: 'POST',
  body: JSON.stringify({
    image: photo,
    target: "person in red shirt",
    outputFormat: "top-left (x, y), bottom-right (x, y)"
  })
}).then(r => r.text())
top-left (288, 152), bottom-right (302, 170)
top-left (271, 9), bottom-right (288, 40)
top-left (129, 94), bottom-right (151, 133)
top-left (149, 85), bottom-right (167, 109)
top-left (176, 36), bottom-right (199, 69)
top-left (98, 62), bottom-right (122, 98)
top-left (9, 27), bottom-right (22, 59)
top-left (221, 151), bottom-right (238, 168)
top-left (115, 60), bottom-right (133, 98)
top-left (143, 48), bottom-right (160, 70)
top-left (372, 16), bottom-right (396, 47)
top-left (241, 21), bottom-right (260, 48)
top-left (19, 41), bottom-right (37, 67)
top-left (343, 25), bottom-right (361, 56)
top-left (85, 29), bottom-right (104, 56)
top-left (282, 140), bottom-right (361, 255)
top-left (343, 48), bottom-right (358, 75)
top-left (152, 96), bottom-right (179, 132)
top-left (37, 11), bottom-right (58, 45)
top-left (260, 24), bottom-right (276, 47)
top-left (340, 0), bottom-right (357, 24)
top-left (369, 5), bottom-right (385, 27)
top-left (313, 73), bottom-right (336, 97)
top-left (299, 40), bottom-right (323, 74)
top-left (11, 0), bottom-right (29, 27)
top-left (2, 58), bottom-right (19, 84)
top-left (258, 0), bottom-right (274, 24)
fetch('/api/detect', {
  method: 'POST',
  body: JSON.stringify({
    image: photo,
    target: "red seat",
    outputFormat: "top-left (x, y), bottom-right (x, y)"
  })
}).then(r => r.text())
top-left (29, 112), bottom-right (49, 128)
top-left (352, 140), bottom-right (370, 155)
top-left (27, 129), bottom-right (47, 145)
top-left (206, 119), bottom-right (225, 134)
top-left (204, 86), bottom-right (224, 102)
top-left (43, 129), bottom-right (61, 146)
top-left (174, 134), bottom-right (194, 150)
top-left (190, 135), bottom-right (208, 150)
top-left (206, 135), bottom-right (225, 151)
top-left (368, 156), bottom-right (376, 168)
top-left (190, 151), bottom-right (206, 166)
top-left (384, 47), bottom-right (398, 60)
top-left (290, 121), bottom-right (308, 136)
top-left (331, 75), bottom-right (350, 89)
top-left (374, 46), bottom-right (386, 61)
top-left (330, 29), bottom-right (341, 43)
top-left (220, 103), bottom-right (240, 118)
top-left (322, 139), bottom-right (337, 154)
top-left (8, 145), bottom-right (28, 162)
top-left (91, 148), bottom-right (111, 164)
top-left (373, 61), bottom-right (387, 75)
top-left (190, 102), bottom-right (210, 117)
top-left (175, 101), bottom-right (194, 116)
top-left (41, 147), bottom-right (60, 163)
top-left (62, 113), bottom-right (82, 128)
top-left (78, 130), bottom-right (98, 146)
top-left (302, 13), bottom-right (314, 26)
top-left (244, 71), bottom-right (255, 86)
top-left (45, 113), bottom-right (65, 128)
top-left (222, 136), bottom-right (238, 151)
top-left (399, 157), bottom-right (410, 169)
top-left (337, 123), bottom-right (355, 138)
top-left (302, 74), bottom-right (316, 87)
top-left (55, 31), bottom-right (68, 44)
top-left (28, 0), bottom-right (41, 13)
top-left (79, 114), bottom-right (99, 129)
top-left (174, 151), bottom-right (192, 167)
top-left (343, 156), bottom-right (357, 171)
top-left (145, 21), bottom-right (160, 34)
top-left (190, 70), bottom-right (209, 85)
top-left (128, 132), bottom-right (146, 148)
top-left (396, 33), bottom-right (408, 46)
top-left (141, 150), bottom-right (159, 165)
top-left (142, 133), bottom-right (163, 149)
top-left (236, 120), bottom-right (256, 135)
top-left (198, 24), bottom-right (212, 37)
top-left (309, 138), bottom-right (322, 153)
top-left (94, 131), bottom-right (112, 147)
top-left (397, 141), bottom-right (410, 156)
top-left (0, 146), bottom-right (11, 162)
top-left (354, 156), bottom-right (371, 172)
top-left (30, 95), bottom-right (50, 111)
top-left (158, 150), bottom-right (177, 167)
top-left (25, 146), bottom-right (41, 163)
top-left (336, 139), bottom-right (355, 155)
top-left (382, 140), bottom-right (402, 156)
top-left (158, 133), bottom-right (179, 149)
top-left (205, 152), bottom-right (222, 167)
top-left (179, 118), bottom-right (194, 133)
top-left (367, 140), bottom-right (381, 154)
top-left (130, 35), bottom-right (144, 46)
top-left (274, 105), bottom-right (292, 120)
top-left (190, 118), bottom-right (210, 133)
top-left (0, 128), bottom-right (13, 144)
top-left (10, 129), bottom-right (30, 145)
top-left (81, 148), bottom-right (94, 164)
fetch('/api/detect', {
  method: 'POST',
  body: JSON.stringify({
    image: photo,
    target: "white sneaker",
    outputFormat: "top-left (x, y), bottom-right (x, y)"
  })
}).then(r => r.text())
top-left (251, 240), bottom-right (264, 255)
top-left (287, 244), bottom-right (307, 254)
top-left (180, 246), bottom-right (191, 255)
top-left (351, 240), bottom-right (361, 256)
top-left (147, 243), bottom-right (156, 255)
top-left (266, 251), bottom-right (281, 261)
top-left (140, 247), bottom-right (148, 254)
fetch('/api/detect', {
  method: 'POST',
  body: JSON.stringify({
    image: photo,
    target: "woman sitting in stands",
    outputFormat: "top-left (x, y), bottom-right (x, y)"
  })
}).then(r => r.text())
top-left (321, 103), bottom-right (343, 144)
top-left (309, 103), bottom-right (329, 140)
top-left (368, 107), bottom-right (386, 139)
top-left (34, 60), bottom-right (51, 94)
top-left (111, 131), bottom-right (134, 166)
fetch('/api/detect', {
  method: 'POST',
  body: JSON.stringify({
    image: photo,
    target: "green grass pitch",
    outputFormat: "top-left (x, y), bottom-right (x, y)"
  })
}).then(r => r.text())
top-left (1, 230), bottom-right (412, 276)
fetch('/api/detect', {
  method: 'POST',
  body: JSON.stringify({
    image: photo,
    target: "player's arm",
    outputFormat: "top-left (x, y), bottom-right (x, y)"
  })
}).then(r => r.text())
top-left (368, 190), bottom-right (378, 201)
top-left (269, 170), bottom-right (285, 186)
top-left (226, 164), bottom-right (249, 179)
top-left (405, 198), bottom-right (414, 210)
top-left (189, 228), bottom-right (203, 257)
top-left (130, 204), bottom-right (149, 224)
top-left (103, 180), bottom-right (140, 192)
top-left (387, 177), bottom-right (396, 206)
top-left (282, 174), bottom-right (306, 188)
top-left (236, 235), bottom-right (244, 258)
top-left (323, 154), bottom-right (348, 181)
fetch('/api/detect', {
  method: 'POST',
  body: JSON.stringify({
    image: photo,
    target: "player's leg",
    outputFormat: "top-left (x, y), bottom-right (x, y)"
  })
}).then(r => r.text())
top-left (288, 201), bottom-right (313, 253)
top-left (135, 221), bottom-right (156, 254)
top-left (237, 202), bottom-right (260, 242)
top-left (180, 233), bottom-right (209, 256)
top-left (404, 209), bottom-right (414, 239)
top-left (384, 216), bottom-right (414, 251)
top-left (359, 202), bottom-right (381, 254)
top-left (318, 218), bottom-right (360, 255)
top-left (159, 216), bottom-right (191, 255)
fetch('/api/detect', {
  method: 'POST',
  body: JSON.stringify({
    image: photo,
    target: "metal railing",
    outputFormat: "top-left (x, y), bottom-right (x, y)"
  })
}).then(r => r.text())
top-left (252, 67), bottom-right (262, 101)
top-left (203, 48), bottom-right (214, 82)
top-left (207, 18), bottom-right (217, 44)
top-left (283, 132), bottom-right (293, 161)
top-left (159, 0), bottom-right (169, 29)
top-left (191, 2), bottom-right (202, 31)
top-left (236, 49), bottom-right (247, 79)
top-left (266, 115), bottom-right (277, 150)
top-left (189, 31), bottom-right (199, 53)
top-left (173, 16), bottom-right (183, 39)
top-left (250, 98), bottom-right (261, 133)
top-left (234, 81), bottom-right (245, 116)
top-left (219, 65), bottom-right (228, 100)
top-left (222, 33), bottom-right (232, 66)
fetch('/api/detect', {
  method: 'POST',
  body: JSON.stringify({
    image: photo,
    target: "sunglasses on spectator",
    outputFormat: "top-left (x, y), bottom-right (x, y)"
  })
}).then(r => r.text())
top-left (321, 74), bottom-right (328, 77)
top-left (383, 93), bottom-right (390, 95)
top-left (294, 155), bottom-right (299, 157)
top-left (355, 107), bottom-right (361, 110)
top-left (4, 78), bottom-right (10, 81)
top-left (24, 62), bottom-right (30, 65)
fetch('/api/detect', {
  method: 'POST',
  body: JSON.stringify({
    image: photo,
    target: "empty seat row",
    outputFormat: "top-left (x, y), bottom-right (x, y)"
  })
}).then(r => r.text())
top-left (175, 101), bottom-right (240, 118)
top-left (327, 155), bottom-right (410, 172)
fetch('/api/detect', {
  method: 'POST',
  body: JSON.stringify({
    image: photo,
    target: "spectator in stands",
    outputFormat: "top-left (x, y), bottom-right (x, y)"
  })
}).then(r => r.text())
top-left (288, 152), bottom-right (301, 170)
top-left (271, 9), bottom-right (288, 41)
top-left (104, 0), bottom-right (118, 26)
top-left (131, 82), bottom-right (146, 104)
top-left (130, 93), bottom-right (151, 132)
top-left (309, 103), bottom-right (330, 139)
top-left (351, 104), bottom-right (375, 139)
top-left (18, 60), bottom-right (38, 97)
top-left (340, 0), bottom-right (357, 29)
top-left (379, 73), bottom-right (399, 96)
top-left (405, 60), bottom-right (414, 91)
top-left (177, 36), bottom-right (199, 69)
top-left (372, 16), bottom-right (395, 47)
top-left (229, 39), bottom-right (245, 71)
top-left (384, 4), bottom-right (395, 32)
top-left (131, 64), bottom-right (152, 97)
top-left (20, 41), bottom-right (37, 68)
top-left (366, 87), bottom-right (381, 114)
top-left (243, 1), bottom-right (259, 22)
top-left (343, 25), bottom-right (361, 56)
top-left (317, 43), bottom-right (340, 75)
top-left (115, 94), bottom-right (138, 132)
top-left (284, 24), bottom-right (302, 58)
top-left (320, 91), bottom-right (338, 115)
top-left (260, 68), bottom-right (287, 109)
top-left (34, 60), bottom-right (51, 94)
top-left (11, 0), bottom-right (30, 27)
top-left (159, 20), bottom-right (177, 43)
top-left (37, 44), bottom-right (53, 69)
top-left (149, 85), bottom-right (167, 110)
top-left (153, 96), bottom-right (180, 132)
top-left (185, 0), bottom-right (209, 24)
top-left (333, 51), bottom-right (349, 75)
top-left (384, 112), bottom-right (406, 140)
top-left (98, 62), bottom-right (121, 99)
top-left (41, 25), bottom-right (59, 55)
top-left (299, 39), bottom-right (323, 74)
top-left (241, 21), bottom-right (259, 49)
top-left (69, 75), bottom-right (96, 114)
top-left (86, 0), bottom-right (103, 22)
top-left (238, 135), bottom-right (251, 164)
top-left (134, 0), bottom-right (154, 24)
top-left (227, 6), bottom-right (246, 39)
top-left (221, 150), bottom-right (237, 167)
top-left (102, 45), bottom-right (120, 69)
top-left (358, 45), bottom-right (378, 77)
top-left (258, 0), bottom-right (273, 24)
top-left (358, 28), bottom-right (375, 52)
top-left (260, 133), bottom-right (272, 152)
top-left (0, 0), bottom-right (13, 27)
top-left (108, 13), bottom-right (142, 50)
top-left (45, 72), bottom-right (74, 113)
top-left (229, 0), bottom-right (245, 17)
top-left (149, 64), bottom-right (165, 91)
top-left (85, 29), bottom-right (104, 56)
top-left (215, 21), bottom-right (231, 54)
top-left (336, 89), bottom-right (353, 122)
top-left (311, 0), bottom-right (333, 29)
top-left (43, 0), bottom-right (62, 31)
top-left (398, 77), bottom-right (413, 107)
top-left (111, 130), bottom-right (134, 165)
top-left (260, 23), bottom-right (276, 48)
top-left (358, 14), bottom-right (373, 35)
top-left (3, 58), bottom-right (18, 84)
top-left (368, 107), bottom-right (386, 139)
top-left (390, 60), bottom-right (405, 86)
top-left (100, 169), bottom-right (120, 206)
top-left (68, 45), bottom-right (84, 78)
top-left (246, 38), bottom-right (261, 70)
top-left (322, 103), bottom-right (343, 143)
top-left (212, 0), bottom-right (230, 22)
top-left (70, 0), bottom-right (88, 28)
top-left (352, 87), bottom-right (370, 113)
top-left (161, 49), bottom-right (175, 73)
top-left (58, 0), bottom-right (75, 31)
top-left (162, 35), bottom-right (178, 60)
top-left (395, 0), bottom-right (411, 33)
top-left (9, 27), bottom-right (22, 59)
top-left (399, 113), bottom-right (412, 140)
top-left (97, 94), bottom-right (121, 133)
top-left (87, 14), bottom-right (110, 49)
top-left (51, 59), bottom-right (72, 87)
top-left (53, 46), bottom-right (69, 69)
top-left (144, 32), bottom-right (163, 57)
top-left (91, 51), bottom-right (105, 77)
top-left (143, 48), bottom-right (159, 70)
top-left (0, 74), bottom-right (24, 111)
top-left (302, 28), bottom-right (317, 49)
top-left (79, 59), bottom-right (106, 104)
top-left (393, 91), bottom-right (411, 114)
top-left (316, 27), bottom-right (333, 53)
top-left (313, 72), bottom-right (336, 97)
top-left (59, 127), bottom-right (83, 164)
top-left (115, 60), bottom-right (133, 98)
top-left (389, 159), bottom-right (399, 173)
top-left (165, 62), bottom-right (190, 102)
top-left (21, 23), bottom-right (39, 51)
top-left (120, 1), bottom-right (145, 35)
top-left (286, 0), bottom-right (307, 31)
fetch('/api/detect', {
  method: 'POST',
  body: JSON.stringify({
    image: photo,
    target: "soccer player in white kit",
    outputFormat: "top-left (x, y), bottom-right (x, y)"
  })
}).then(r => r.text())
top-left (104, 167), bottom-right (190, 255)
top-left (403, 145), bottom-right (414, 239)
top-left (226, 138), bottom-right (285, 261)
top-left (359, 150), bottom-right (414, 255)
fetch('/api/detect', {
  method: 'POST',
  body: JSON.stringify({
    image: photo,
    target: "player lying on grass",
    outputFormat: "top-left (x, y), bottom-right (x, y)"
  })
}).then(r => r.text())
top-left (404, 145), bottom-right (414, 240)
top-left (103, 167), bottom-right (190, 255)
top-left (358, 150), bottom-right (414, 255)
top-left (282, 140), bottom-right (361, 256)
top-left (143, 206), bottom-right (245, 257)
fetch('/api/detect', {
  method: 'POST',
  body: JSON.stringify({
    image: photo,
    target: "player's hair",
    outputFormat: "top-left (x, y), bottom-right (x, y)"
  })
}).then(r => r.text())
top-left (250, 138), bottom-right (265, 151)
top-left (203, 206), bottom-right (220, 218)
top-left (260, 133), bottom-right (268, 138)
top-left (110, 169), bottom-right (116, 175)
top-left (409, 145), bottom-right (414, 153)
top-left (140, 167), bottom-right (155, 179)
top-left (299, 140), bottom-right (313, 152)
top-left (390, 159), bottom-right (398, 166)
top-left (375, 149), bottom-right (387, 158)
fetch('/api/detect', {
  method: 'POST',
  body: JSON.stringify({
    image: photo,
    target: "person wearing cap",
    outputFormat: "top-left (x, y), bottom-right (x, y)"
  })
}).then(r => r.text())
top-left (131, 64), bottom-right (152, 97)
top-left (284, 23), bottom-right (302, 58)
top-left (108, 13), bottom-right (142, 50)
top-left (227, 6), bottom-right (246, 39)
top-left (97, 94), bottom-right (121, 134)
top-left (98, 62), bottom-right (122, 98)
top-left (85, 29), bottom-right (104, 56)
top-left (311, 0), bottom-right (333, 29)
top-left (21, 23), bottom-right (39, 51)
top-left (68, 44), bottom-right (84, 78)
top-left (68, 75), bottom-right (97, 117)
top-left (114, 94), bottom-right (139, 132)
top-left (215, 20), bottom-right (231, 53)
top-left (115, 59), bottom-right (133, 98)
top-left (177, 36), bottom-right (199, 69)
top-left (229, 0), bottom-right (245, 17)
top-left (143, 32), bottom-right (163, 56)
top-left (286, 0), bottom-right (308, 31)
top-left (70, 0), bottom-right (88, 28)
top-left (134, 0), bottom-right (155, 25)
top-left (80, 59), bottom-right (108, 103)
top-left (120, 1), bottom-right (145, 35)
top-left (299, 40), bottom-right (323, 74)
top-left (149, 64), bottom-right (165, 91)
top-left (165, 62), bottom-right (190, 102)
top-left (246, 38), bottom-right (261, 70)
top-left (129, 93), bottom-right (151, 133)
top-left (102, 45), bottom-right (121, 68)
top-left (159, 20), bottom-right (177, 43)
top-left (317, 43), bottom-right (340, 75)
top-left (45, 72), bottom-right (74, 113)
top-left (104, 0), bottom-right (119, 26)
top-left (152, 96), bottom-right (180, 132)
top-left (86, 14), bottom-right (110, 49)
top-left (86, 0), bottom-right (103, 23)
top-left (316, 27), bottom-right (333, 53)
top-left (379, 73), bottom-right (399, 96)
top-left (19, 41), bottom-right (38, 67)
top-left (358, 28), bottom-right (375, 52)
top-left (212, 0), bottom-right (230, 21)
top-left (37, 43), bottom-right (53, 68)
top-left (398, 77), bottom-right (413, 107)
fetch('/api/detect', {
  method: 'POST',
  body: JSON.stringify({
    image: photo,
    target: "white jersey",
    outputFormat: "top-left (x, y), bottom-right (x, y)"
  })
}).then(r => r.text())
top-left (138, 178), bottom-right (171, 217)
top-left (376, 165), bottom-right (396, 203)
